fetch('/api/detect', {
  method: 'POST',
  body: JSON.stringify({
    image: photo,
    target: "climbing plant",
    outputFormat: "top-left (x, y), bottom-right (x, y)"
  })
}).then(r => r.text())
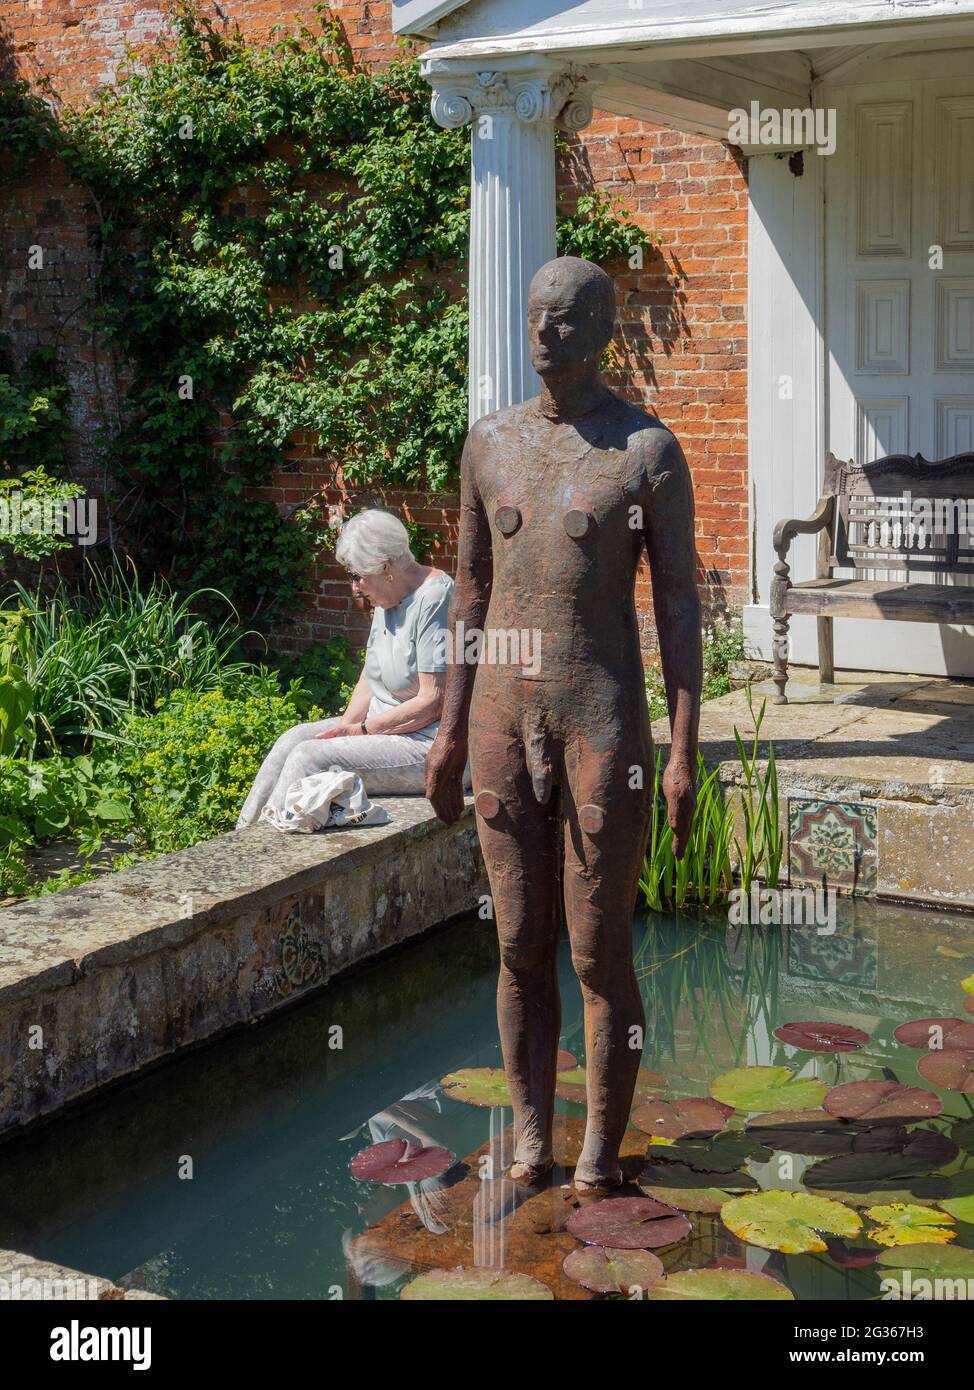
top-left (1, 3), bottom-right (654, 626)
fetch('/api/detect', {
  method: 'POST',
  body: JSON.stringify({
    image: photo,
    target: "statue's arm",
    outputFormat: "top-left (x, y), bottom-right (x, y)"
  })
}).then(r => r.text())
top-left (642, 432), bottom-right (702, 854)
top-left (425, 425), bottom-right (492, 822)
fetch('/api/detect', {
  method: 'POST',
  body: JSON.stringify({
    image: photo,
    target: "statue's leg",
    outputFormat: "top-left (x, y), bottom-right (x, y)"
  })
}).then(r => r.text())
top-left (562, 736), bottom-right (651, 1189)
top-left (469, 719), bottom-right (561, 1182)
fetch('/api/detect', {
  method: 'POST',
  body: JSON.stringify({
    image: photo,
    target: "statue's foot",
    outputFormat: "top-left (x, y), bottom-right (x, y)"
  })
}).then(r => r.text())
top-left (572, 1166), bottom-right (623, 1193)
top-left (508, 1157), bottom-right (554, 1186)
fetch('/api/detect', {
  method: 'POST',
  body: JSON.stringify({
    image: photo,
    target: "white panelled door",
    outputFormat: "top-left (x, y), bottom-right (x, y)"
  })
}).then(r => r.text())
top-left (823, 65), bottom-right (974, 675)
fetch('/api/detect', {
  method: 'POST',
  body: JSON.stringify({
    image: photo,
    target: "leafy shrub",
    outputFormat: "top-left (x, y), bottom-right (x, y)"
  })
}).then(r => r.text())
top-left (0, 753), bottom-right (132, 857)
top-left (105, 687), bottom-right (323, 851)
top-left (271, 637), bottom-right (357, 717)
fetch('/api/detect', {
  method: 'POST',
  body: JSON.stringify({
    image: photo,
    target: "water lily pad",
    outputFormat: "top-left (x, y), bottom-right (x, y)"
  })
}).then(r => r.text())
top-left (939, 1193), bottom-right (974, 1223)
top-left (566, 1196), bottom-right (691, 1250)
top-left (632, 1096), bottom-right (733, 1141)
top-left (823, 1079), bottom-right (943, 1122)
top-left (711, 1066), bottom-right (827, 1113)
top-left (639, 1161), bottom-right (758, 1192)
top-left (952, 1117), bottom-right (974, 1149)
top-left (647, 1268), bottom-right (794, 1300)
top-left (350, 1138), bottom-right (453, 1185)
top-left (876, 1242), bottom-right (974, 1295)
top-left (562, 1246), bottom-right (665, 1295)
top-left (556, 1050), bottom-right (577, 1071)
top-left (638, 1183), bottom-right (733, 1213)
top-left (440, 1068), bottom-right (512, 1107)
top-left (722, 1190), bottom-right (861, 1253)
top-left (400, 1267), bottom-right (553, 1300)
top-left (962, 972), bottom-right (974, 995)
top-left (917, 1049), bottom-right (974, 1093)
top-left (556, 1066), bottom-right (665, 1106)
top-left (804, 1128), bottom-right (958, 1194)
top-left (774, 1021), bottom-right (870, 1052)
top-left (746, 1111), bottom-right (869, 1156)
top-left (894, 1017), bottom-right (974, 1050)
top-left (865, 1202), bottom-right (956, 1247)
top-left (965, 996), bottom-right (974, 1016)
top-left (652, 1132), bottom-right (773, 1173)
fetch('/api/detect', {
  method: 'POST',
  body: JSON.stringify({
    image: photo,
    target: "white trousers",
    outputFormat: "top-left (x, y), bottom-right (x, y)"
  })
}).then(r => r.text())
top-left (236, 716), bottom-right (435, 829)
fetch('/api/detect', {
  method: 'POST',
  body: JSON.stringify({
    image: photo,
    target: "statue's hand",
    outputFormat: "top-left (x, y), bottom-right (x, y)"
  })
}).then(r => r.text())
top-left (663, 757), bottom-right (696, 859)
top-left (425, 733), bottom-right (468, 825)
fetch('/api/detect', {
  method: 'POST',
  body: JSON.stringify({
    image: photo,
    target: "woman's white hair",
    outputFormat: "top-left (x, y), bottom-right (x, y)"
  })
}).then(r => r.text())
top-left (335, 508), bottom-right (412, 575)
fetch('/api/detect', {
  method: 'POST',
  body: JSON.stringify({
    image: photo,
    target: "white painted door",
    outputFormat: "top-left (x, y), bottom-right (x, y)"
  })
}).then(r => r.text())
top-left (822, 64), bottom-right (974, 675)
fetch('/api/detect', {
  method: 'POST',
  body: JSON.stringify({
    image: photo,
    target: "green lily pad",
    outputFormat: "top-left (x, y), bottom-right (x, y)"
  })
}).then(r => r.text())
top-left (440, 1068), bottom-right (512, 1107)
top-left (639, 1161), bottom-right (758, 1192)
top-left (865, 1203), bottom-right (957, 1247)
top-left (876, 1242), bottom-right (974, 1295)
top-left (722, 1190), bottom-right (861, 1253)
top-left (400, 1267), bottom-right (553, 1300)
top-left (711, 1066), bottom-right (827, 1113)
top-left (950, 1117), bottom-right (974, 1149)
top-left (651, 1132), bottom-right (773, 1173)
top-left (638, 1183), bottom-right (734, 1213)
top-left (962, 972), bottom-right (974, 995)
top-left (939, 1193), bottom-right (974, 1223)
top-left (647, 1268), bottom-right (794, 1300)
top-left (562, 1246), bottom-right (664, 1295)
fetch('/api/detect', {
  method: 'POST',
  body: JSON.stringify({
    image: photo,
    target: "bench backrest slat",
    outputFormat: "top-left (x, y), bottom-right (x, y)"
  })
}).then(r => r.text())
top-left (826, 451), bottom-right (974, 577)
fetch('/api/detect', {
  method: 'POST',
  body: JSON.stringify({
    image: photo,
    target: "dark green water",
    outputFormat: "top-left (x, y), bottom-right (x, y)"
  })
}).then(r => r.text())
top-left (0, 900), bottom-right (972, 1300)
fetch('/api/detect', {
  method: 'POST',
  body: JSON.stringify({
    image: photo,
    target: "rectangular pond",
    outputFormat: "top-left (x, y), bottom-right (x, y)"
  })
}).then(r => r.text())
top-left (0, 898), bottom-right (972, 1300)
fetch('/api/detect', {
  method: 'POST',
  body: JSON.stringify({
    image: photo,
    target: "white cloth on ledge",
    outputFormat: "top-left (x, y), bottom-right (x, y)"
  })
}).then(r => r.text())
top-left (258, 766), bottom-right (391, 833)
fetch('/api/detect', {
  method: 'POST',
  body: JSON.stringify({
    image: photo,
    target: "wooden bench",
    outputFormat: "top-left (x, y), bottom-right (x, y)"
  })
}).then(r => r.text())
top-left (770, 450), bottom-right (974, 703)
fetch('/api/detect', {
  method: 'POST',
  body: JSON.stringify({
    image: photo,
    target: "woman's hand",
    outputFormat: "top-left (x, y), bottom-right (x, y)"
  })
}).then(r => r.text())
top-left (315, 722), bottom-right (364, 739)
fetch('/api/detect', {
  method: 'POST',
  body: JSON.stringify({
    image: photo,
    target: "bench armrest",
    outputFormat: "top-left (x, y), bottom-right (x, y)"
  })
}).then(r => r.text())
top-left (773, 495), bottom-right (834, 556)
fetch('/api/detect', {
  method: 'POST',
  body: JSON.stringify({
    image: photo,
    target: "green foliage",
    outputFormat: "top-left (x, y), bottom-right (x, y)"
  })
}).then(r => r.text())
top-left (557, 190), bottom-right (656, 263)
top-left (105, 686), bottom-right (323, 851)
top-left (5, 5), bottom-right (651, 628)
top-left (0, 76), bottom-right (61, 175)
top-left (271, 637), bottom-right (357, 716)
top-left (4, 562), bottom-right (268, 755)
top-left (646, 618), bottom-right (745, 721)
top-left (0, 752), bottom-right (132, 853)
top-left (0, 469), bottom-right (86, 560)
top-left (0, 342), bottom-right (71, 476)
top-left (641, 695), bottom-right (782, 912)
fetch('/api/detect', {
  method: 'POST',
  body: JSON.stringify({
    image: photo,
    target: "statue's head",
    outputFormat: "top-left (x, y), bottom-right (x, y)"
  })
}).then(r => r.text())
top-left (527, 256), bottom-right (615, 379)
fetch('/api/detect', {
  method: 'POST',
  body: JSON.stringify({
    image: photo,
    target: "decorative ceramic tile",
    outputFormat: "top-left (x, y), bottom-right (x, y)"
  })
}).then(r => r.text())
top-left (788, 799), bottom-right (878, 892)
top-left (270, 897), bottom-right (327, 997)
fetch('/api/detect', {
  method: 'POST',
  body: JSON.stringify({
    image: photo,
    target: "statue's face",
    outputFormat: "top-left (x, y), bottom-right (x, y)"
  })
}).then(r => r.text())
top-left (527, 270), bottom-right (608, 378)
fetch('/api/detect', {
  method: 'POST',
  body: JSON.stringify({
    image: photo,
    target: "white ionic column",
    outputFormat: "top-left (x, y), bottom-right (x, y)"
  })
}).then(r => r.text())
top-left (423, 58), bottom-right (593, 424)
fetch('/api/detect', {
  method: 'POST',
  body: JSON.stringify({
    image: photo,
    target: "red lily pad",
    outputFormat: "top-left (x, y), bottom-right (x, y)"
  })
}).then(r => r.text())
top-left (562, 1246), bottom-right (664, 1295)
top-left (746, 1115), bottom-right (891, 1157)
top-left (824, 1238), bottom-right (879, 1268)
top-left (965, 997), bottom-right (974, 1016)
top-left (350, 1138), bottom-right (453, 1185)
top-left (566, 1196), bottom-right (691, 1250)
top-left (804, 1128), bottom-right (958, 1194)
top-left (556, 1050), bottom-right (578, 1071)
top-left (774, 1021), bottom-right (870, 1052)
top-left (631, 1096), bottom-right (733, 1141)
top-left (894, 1017), bottom-right (974, 1050)
top-left (639, 1161), bottom-right (758, 1192)
top-left (917, 1049), bottom-right (974, 1093)
top-left (823, 1079), bottom-right (943, 1122)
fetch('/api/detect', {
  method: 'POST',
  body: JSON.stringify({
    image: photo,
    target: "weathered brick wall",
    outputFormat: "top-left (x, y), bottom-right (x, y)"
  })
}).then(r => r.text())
top-left (0, 1), bottom-right (748, 660)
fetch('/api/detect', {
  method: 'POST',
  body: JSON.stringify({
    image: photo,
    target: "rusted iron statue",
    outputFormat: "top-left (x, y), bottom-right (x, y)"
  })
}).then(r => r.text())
top-left (427, 256), bottom-right (702, 1190)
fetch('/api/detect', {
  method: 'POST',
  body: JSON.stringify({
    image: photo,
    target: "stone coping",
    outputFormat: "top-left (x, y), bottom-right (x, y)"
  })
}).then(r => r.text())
top-left (0, 1248), bottom-right (164, 1301)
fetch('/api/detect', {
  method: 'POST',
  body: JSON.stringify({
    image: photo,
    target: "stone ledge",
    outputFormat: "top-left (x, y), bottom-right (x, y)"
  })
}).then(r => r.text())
top-left (0, 1248), bottom-right (165, 1300)
top-left (0, 796), bottom-right (486, 1137)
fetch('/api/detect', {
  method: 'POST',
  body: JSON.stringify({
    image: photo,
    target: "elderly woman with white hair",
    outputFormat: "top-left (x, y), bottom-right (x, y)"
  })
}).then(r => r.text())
top-left (236, 509), bottom-right (461, 828)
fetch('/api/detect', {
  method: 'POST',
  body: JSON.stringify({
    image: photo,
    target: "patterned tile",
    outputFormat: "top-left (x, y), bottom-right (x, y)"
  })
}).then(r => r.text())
top-left (788, 799), bottom-right (878, 892)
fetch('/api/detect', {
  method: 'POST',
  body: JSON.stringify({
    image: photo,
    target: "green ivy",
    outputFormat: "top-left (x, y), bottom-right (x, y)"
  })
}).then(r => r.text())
top-left (4, 3), bottom-right (655, 631)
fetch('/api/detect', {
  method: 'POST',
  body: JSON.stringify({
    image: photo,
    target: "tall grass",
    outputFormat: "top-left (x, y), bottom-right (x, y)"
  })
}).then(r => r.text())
top-left (640, 693), bottom-right (783, 912)
top-left (4, 559), bottom-right (266, 756)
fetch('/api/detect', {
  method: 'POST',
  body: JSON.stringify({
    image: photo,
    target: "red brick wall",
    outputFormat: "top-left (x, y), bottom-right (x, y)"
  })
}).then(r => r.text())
top-left (0, 1), bottom-right (748, 661)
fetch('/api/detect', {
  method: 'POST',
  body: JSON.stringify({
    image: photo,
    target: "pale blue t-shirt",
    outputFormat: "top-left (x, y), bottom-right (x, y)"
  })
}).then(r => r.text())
top-left (363, 572), bottom-right (453, 742)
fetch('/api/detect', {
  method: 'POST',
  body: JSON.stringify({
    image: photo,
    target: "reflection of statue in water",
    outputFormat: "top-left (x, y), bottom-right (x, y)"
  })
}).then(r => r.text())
top-left (427, 256), bottom-right (702, 1190)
